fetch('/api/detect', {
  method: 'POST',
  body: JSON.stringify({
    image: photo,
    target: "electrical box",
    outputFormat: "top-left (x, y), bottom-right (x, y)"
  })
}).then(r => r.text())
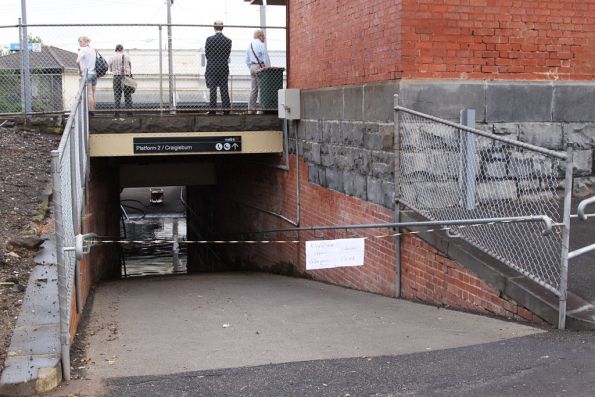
top-left (278, 89), bottom-right (301, 120)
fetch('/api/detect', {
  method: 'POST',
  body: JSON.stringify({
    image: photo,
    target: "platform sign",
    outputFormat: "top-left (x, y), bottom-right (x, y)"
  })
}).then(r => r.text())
top-left (306, 238), bottom-right (365, 270)
top-left (133, 136), bottom-right (241, 154)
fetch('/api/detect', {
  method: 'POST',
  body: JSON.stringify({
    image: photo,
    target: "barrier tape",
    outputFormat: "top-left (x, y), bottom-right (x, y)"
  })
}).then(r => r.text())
top-left (89, 220), bottom-right (560, 245)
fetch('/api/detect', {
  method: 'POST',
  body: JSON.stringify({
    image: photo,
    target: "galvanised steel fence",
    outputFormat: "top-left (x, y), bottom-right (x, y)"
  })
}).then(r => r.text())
top-left (51, 74), bottom-right (90, 381)
top-left (395, 98), bottom-right (574, 328)
top-left (0, 23), bottom-right (286, 115)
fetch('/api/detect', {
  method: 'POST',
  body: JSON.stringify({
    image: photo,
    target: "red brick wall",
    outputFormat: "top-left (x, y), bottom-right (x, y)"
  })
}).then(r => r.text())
top-left (289, 0), bottom-right (595, 88)
top-left (401, 235), bottom-right (545, 323)
top-left (288, 0), bottom-right (402, 88)
top-left (218, 156), bottom-right (397, 297)
top-left (70, 158), bottom-right (120, 338)
top-left (217, 156), bottom-right (544, 323)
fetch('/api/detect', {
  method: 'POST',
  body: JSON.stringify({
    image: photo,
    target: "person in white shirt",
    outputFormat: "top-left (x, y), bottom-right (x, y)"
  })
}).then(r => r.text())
top-left (76, 36), bottom-right (97, 115)
top-left (245, 29), bottom-right (271, 113)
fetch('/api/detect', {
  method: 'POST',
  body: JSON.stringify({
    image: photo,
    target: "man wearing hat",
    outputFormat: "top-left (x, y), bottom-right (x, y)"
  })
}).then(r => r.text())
top-left (205, 20), bottom-right (232, 115)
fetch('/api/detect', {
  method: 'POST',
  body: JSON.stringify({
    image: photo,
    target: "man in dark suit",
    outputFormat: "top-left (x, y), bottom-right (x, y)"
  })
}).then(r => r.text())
top-left (205, 20), bottom-right (232, 115)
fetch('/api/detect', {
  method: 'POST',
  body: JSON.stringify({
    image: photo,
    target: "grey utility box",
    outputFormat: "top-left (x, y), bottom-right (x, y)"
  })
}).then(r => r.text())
top-left (278, 89), bottom-right (301, 120)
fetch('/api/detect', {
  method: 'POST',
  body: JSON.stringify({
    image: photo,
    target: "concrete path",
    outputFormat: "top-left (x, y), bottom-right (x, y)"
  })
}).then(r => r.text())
top-left (77, 272), bottom-right (541, 379)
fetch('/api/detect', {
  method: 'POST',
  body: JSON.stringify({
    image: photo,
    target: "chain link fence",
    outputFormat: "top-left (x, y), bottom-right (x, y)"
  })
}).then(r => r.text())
top-left (51, 74), bottom-right (90, 381)
top-left (0, 23), bottom-right (286, 115)
top-left (396, 105), bottom-right (572, 301)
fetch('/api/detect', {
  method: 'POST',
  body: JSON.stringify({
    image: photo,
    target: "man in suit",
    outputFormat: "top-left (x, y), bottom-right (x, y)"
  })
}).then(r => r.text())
top-left (205, 20), bottom-right (232, 115)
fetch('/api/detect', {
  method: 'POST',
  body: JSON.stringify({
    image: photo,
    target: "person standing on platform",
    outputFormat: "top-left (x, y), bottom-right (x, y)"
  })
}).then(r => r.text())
top-left (205, 20), bottom-right (232, 115)
top-left (245, 29), bottom-right (271, 114)
top-left (76, 36), bottom-right (97, 116)
top-left (109, 44), bottom-right (134, 117)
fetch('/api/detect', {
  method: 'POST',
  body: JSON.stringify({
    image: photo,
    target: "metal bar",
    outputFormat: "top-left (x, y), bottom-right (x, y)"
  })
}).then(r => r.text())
top-left (394, 95), bottom-right (402, 298)
top-left (558, 145), bottom-right (574, 329)
top-left (158, 25), bottom-right (164, 113)
top-left (460, 109), bottom-right (477, 210)
top-left (19, 23), bottom-right (287, 29)
top-left (395, 106), bottom-right (568, 160)
top-left (242, 215), bottom-right (555, 235)
top-left (568, 243), bottom-right (595, 260)
top-left (166, 3), bottom-right (175, 112)
top-left (20, 2), bottom-right (32, 114)
top-left (577, 196), bottom-right (595, 221)
top-left (51, 150), bottom-right (70, 381)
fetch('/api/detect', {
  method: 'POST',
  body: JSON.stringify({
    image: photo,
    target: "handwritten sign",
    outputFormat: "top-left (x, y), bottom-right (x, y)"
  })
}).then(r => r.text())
top-left (306, 238), bottom-right (365, 270)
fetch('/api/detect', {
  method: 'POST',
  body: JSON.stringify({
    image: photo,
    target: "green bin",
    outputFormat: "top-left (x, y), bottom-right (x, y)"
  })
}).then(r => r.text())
top-left (256, 67), bottom-right (285, 111)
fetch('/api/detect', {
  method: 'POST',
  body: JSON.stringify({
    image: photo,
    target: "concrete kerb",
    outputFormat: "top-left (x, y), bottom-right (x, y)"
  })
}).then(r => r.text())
top-left (0, 247), bottom-right (62, 396)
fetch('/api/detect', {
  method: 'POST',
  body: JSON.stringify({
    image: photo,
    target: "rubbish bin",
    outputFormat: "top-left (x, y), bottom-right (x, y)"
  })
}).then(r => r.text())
top-left (256, 67), bottom-right (285, 111)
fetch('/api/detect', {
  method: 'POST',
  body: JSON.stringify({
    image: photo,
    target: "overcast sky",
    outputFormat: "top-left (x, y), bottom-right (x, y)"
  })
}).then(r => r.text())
top-left (0, 0), bottom-right (286, 52)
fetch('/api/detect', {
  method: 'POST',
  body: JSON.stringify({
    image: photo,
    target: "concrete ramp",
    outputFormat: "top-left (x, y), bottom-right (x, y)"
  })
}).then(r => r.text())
top-left (80, 272), bottom-right (542, 378)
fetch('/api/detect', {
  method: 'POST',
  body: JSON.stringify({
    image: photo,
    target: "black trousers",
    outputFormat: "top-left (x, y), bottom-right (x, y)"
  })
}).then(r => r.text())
top-left (113, 75), bottom-right (133, 111)
top-left (206, 73), bottom-right (230, 110)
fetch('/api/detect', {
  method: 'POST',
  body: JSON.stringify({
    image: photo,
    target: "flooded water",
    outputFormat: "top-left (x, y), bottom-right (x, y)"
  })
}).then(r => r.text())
top-left (122, 215), bottom-right (188, 277)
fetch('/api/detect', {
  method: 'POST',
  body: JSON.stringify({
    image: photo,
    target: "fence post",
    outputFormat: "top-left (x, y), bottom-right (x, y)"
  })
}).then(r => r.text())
top-left (159, 25), bottom-right (164, 113)
top-left (19, 8), bottom-right (32, 114)
top-left (51, 151), bottom-right (71, 381)
top-left (393, 94), bottom-right (402, 298)
top-left (558, 144), bottom-right (574, 329)
top-left (460, 109), bottom-right (477, 210)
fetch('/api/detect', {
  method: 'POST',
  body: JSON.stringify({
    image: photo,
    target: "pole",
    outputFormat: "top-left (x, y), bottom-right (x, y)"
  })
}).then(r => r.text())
top-left (159, 25), bottom-right (164, 113)
top-left (558, 144), bottom-right (574, 329)
top-left (460, 109), bottom-right (477, 210)
top-left (393, 94), bottom-right (402, 298)
top-left (260, 0), bottom-right (267, 35)
top-left (166, 0), bottom-right (175, 113)
top-left (20, 0), bottom-right (32, 114)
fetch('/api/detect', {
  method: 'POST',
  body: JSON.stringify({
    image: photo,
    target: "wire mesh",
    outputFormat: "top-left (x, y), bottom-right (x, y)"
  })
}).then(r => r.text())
top-left (397, 109), bottom-right (567, 295)
top-left (0, 24), bottom-right (286, 115)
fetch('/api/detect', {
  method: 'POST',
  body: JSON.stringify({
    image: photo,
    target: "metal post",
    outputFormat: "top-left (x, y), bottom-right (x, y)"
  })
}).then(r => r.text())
top-left (172, 218), bottom-right (180, 270)
top-left (166, 1), bottom-right (175, 113)
top-left (558, 144), bottom-right (574, 329)
top-left (393, 94), bottom-right (402, 298)
top-left (159, 25), bottom-right (164, 113)
top-left (51, 151), bottom-right (71, 381)
top-left (460, 109), bottom-right (477, 210)
top-left (20, 1), bottom-right (32, 114)
top-left (260, 0), bottom-right (268, 35)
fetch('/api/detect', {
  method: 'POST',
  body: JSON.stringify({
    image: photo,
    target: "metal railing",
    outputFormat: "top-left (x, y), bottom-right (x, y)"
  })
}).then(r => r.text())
top-left (0, 23), bottom-right (286, 115)
top-left (394, 98), bottom-right (574, 328)
top-left (51, 74), bottom-right (90, 381)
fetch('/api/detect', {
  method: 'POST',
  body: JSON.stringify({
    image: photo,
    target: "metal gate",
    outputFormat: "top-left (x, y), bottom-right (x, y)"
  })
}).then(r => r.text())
top-left (394, 96), bottom-right (574, 328)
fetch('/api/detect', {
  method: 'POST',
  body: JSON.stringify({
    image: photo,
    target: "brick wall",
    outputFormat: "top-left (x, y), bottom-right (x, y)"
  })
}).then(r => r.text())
top-left (289, 0), bottom-right (402, 88)
top-left (401, 235), bottom-right (545, 323)
top-left (289, 0), bottom-right (595, 88)
top-left (216, 155), bottom-right (397, 297)
top-left (70, 158), bottom-right (120, 337)
top-left (214, 155), bottom-right (543, 323)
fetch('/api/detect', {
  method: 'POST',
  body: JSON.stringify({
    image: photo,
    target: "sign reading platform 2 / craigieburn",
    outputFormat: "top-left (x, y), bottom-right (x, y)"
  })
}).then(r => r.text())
top-left (133, 136), bottom-right (242, 154)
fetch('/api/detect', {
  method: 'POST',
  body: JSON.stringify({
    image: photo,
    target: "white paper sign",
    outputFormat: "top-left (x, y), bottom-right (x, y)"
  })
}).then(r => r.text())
top-left (306, 238), bottom-right (365, 270)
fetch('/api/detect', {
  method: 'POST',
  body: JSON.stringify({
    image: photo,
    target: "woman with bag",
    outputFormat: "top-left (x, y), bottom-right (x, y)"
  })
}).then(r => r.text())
top-left (108, 44), bottom-right (134, 117)
top-left (76, 36), bottom-right (97, 116)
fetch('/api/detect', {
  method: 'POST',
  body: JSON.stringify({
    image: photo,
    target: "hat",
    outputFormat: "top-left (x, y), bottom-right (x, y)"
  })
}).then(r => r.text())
top-left (214, 20), bottom-right (224, 28)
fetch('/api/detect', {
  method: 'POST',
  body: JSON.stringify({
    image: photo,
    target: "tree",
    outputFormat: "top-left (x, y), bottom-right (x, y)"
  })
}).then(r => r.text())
top-left (27, 35), bottom-right (42, 44)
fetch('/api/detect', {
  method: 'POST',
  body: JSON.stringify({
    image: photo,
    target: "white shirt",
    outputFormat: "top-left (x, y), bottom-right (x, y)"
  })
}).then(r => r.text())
top-left (77, 46), bottom-right (96, 75)
top-left (245, 39), bottom-right (271, 68)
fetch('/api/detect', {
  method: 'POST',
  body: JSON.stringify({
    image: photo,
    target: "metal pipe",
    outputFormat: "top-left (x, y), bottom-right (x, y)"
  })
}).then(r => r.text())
top-left (568, 243), bottom-right (595, 260)
top-left (166, 1), bottom-right (175, 112)
top-left (242, 215), bottom-right (555, 235)
top-left (393, 95), bottom-right (402, 298)
top-left (20, 2), bottom-right (32, 114)
top-left (158, 25), bottom-right (164, 113)
top-left (577, 196), bottom-right (595, 221)
top-left (558, 145), bottom-right (574, 329)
